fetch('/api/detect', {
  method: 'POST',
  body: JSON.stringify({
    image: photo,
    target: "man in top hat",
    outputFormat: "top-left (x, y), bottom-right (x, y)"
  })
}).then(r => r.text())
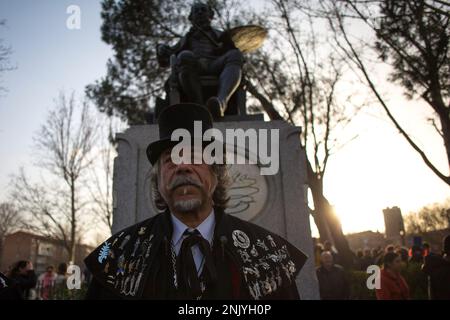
top-left (156, 1), bottom-right (244, 119)
top-left (84, 103), bottom-right (307, 300)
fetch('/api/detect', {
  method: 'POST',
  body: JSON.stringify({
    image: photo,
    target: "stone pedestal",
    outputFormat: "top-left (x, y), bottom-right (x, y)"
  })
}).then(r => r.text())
top-left (112, 120), bottom-right (320, 299)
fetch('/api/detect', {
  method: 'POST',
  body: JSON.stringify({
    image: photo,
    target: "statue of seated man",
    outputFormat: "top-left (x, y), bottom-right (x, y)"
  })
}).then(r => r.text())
top-left (156, 1), bottom-right (244, 119)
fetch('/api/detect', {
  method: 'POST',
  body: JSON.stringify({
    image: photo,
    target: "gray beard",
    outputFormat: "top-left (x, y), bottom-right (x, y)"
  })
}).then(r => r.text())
top-left (173, 198), bottom-right (203, 212)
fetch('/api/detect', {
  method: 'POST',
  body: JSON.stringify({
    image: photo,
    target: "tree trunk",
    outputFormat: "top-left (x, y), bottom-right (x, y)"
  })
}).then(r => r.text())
top-left (307, 160), bottom-right (354, 268)
top-left (311, 208), bottom-right (333, 243)
top-left (322, 197), bottom-right (354, 268)
top-left (70, 176), bottom-right (76, 263)
top-left (0, 236), bottom-right (4, 270)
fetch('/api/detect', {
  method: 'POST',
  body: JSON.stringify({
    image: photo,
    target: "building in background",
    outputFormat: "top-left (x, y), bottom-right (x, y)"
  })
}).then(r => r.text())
top-left (383, 206), bottom-right (406, 245)
top-left (1, 231), bottom-right (93, 274)
top-left (346, 230), bottom-right (386, 252)
top-left (345, 228), bottom-right (450, 253)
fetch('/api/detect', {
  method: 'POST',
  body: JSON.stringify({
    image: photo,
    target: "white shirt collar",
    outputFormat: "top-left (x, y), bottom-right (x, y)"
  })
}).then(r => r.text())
top-left (170, 208), bottom-right (216, 247)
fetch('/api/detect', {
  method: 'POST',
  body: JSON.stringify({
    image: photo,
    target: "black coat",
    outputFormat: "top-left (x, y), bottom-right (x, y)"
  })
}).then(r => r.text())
top-left (422, 254), bottom-right (450, 300)
top-left (0, 272), bottom-right (22, 300)
top-left (316, 265), bottom-right (350, 300)
top-left (84, 208), bottom-right (307, 300)
top-left (0, 270), bottom-right (37, 300)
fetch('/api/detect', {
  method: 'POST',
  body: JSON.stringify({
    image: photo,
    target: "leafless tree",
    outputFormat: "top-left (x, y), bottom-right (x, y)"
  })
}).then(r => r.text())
top-left (241, 0), bottom-right (362, 266)
top-left (0, 19), bottom-right (15, 93)
top-left (321, 0), bottom-right (450, 186)
top-left (10, 92), bottom-right (98, 262)
top-left (0, 202), bottom-right (24, 267)
top-left (86, 116), bottom-right (125, 234)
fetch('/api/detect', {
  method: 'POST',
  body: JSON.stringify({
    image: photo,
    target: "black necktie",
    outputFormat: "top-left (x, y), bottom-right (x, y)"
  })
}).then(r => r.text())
top-left (176, 229), bottom-right (217, 299)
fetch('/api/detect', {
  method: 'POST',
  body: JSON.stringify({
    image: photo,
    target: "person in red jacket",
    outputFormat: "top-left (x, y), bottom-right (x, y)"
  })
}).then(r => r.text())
top-left (376, 252), bottom-right (410, 300)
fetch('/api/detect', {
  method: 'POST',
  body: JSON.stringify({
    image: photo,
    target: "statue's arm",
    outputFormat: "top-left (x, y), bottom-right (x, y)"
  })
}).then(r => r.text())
top-left (216, 29), bottom-right (237, 54)
top-left (156, 38), bottom-right (184, 68)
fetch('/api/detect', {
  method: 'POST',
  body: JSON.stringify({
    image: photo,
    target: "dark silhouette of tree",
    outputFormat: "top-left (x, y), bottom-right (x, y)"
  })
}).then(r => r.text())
top-left (0, 19), bottom-right (14, 93)
top-left (323, 0), bottom-right (450, 186)
top-left (375, 1), bottom-right (450, 184)
top-left (405, 199), bottom-right (450, 234)
top-left (86, 116), bottom-right (124, 234)
top-left (85, 0), bottom-right (190, 124)
top-left (243, 0), bottom-right (360, 267)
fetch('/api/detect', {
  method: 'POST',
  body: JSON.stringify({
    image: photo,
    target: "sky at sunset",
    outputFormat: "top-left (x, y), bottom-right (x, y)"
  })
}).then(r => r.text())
top-left (0, 0), bottom-right (448, 242)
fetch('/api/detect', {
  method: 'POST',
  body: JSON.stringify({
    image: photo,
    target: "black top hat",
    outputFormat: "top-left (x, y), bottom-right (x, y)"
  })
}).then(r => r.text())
top-left (146, 103), bottom-right (214, 165)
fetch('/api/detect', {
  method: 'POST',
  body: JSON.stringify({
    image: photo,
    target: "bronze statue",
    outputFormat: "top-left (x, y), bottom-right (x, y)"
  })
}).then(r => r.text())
top-left (156, 2), bottom-right (244, 119)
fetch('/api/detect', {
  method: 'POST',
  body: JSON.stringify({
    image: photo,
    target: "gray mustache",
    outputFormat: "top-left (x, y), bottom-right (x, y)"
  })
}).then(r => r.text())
top-left (168, 175), bottom-right (202, 190)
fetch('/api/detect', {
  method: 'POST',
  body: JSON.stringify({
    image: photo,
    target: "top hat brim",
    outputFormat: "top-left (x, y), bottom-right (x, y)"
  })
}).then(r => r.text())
top-left (146, 138), bottom-right (177, 166)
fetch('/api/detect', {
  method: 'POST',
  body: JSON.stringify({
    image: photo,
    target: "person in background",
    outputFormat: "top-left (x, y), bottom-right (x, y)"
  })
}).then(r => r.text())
top-left (360, 248), bottom-right (374, 271)
top-left (55, 263), bottom-right (68, 287)
top-left (314, 243), bottom-right (324, 267)
top-left (51, 263), bottom-right (68, 300)
top-left (355, 249), bottom-right (364, 270)
top-left (422, 235), bottom-right (450, 300)
top-left (409, 245), bottom-right (424, 264)
top-left (396, 247), bottom-right (409, 266)
top-left (38, 265), bottom-right (57, 300)
top-left (323, 240), bottom-right (339, 265)
top-left (316, 251), bottom-right (350, 300)
top-left (422, 242), bottom-right (437, 258)
top-left (7, 260), bottom-right (37, 299)
top-left (398, 247), bottom-right (427, 299)
top-left (376, 252), bottom-right (410, 300)
top-left (372, 247), bottom-right (383, 266)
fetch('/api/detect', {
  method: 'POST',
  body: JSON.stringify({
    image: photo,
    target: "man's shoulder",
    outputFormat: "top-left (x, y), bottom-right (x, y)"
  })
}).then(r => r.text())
top-left (225, 214), bottom-right (281, 239)
top-left (86, 215), bottom-right (158, 258)
top-left (424, 254), bottom-right (450, 273)
top-left (87, 215), bottom-right (158, 252)
top-left (315, 265), bottom-right (344, 274)
top-left (222, 213), bottom-right (308, 298)
top-left (0, 272), bottom-right (21, 300)
top-left (83, 213), bottom-right (164, 286)
top-left (225, 214), bottom-right (305, 252)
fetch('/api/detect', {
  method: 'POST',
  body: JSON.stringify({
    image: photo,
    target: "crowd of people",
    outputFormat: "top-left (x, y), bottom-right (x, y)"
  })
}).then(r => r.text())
top-left (1, 235), bottom-right (449, 300)
top-left (314, 235), bottom-right (450, 300)
top-left (0, 261), bottom-right (88, 300)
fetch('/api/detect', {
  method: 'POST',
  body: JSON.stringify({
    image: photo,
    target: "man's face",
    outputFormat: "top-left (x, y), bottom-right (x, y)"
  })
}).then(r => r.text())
top-left (321, 252), bottom-right (334, 269)
top-left (190, 3), bottom-right (212, 28)
top-left (157, 149), bottom-right (217, 214)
